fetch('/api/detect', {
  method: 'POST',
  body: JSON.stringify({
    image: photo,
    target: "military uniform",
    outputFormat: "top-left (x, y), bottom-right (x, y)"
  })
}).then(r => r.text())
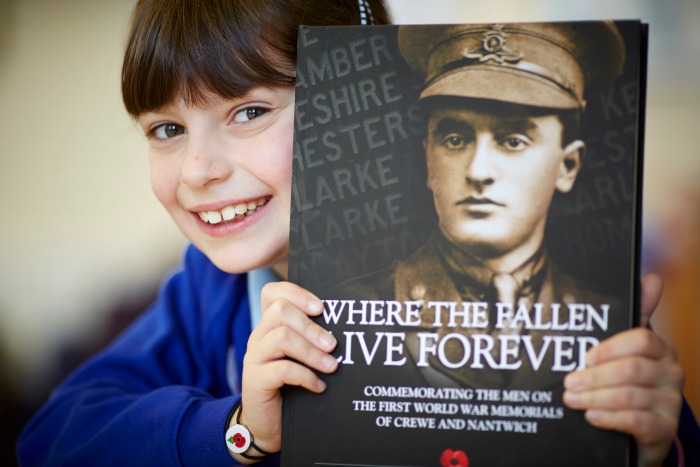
top-left (372, 22), bottom-right (628, 390)
top-left (336, 231), bottom-right (623, 391)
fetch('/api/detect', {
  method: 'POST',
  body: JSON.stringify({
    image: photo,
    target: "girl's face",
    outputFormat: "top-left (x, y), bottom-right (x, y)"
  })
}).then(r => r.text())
top-left (137, 86), bottom-right (295, 276)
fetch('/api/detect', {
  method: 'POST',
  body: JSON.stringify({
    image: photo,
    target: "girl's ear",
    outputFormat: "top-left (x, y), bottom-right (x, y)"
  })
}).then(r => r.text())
top-left (555, 139), bottom-right (584, 193)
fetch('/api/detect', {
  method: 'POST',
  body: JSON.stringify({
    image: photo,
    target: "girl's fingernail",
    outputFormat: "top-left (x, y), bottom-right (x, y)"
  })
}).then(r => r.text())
top-left (309, 300), bottom-right (322, 313)
top-left (565, 373), bottom-right (581, 389)
top-left (320, 332), bottom-right (336, 349)
top-left (586, 410), bottom-right (603, 424)
top-left (563, 391), bottom-right (580, 406)
top-left (322, 355), bottom-right (337, 371)
top-left (585, 350), bottom-right (597, 366)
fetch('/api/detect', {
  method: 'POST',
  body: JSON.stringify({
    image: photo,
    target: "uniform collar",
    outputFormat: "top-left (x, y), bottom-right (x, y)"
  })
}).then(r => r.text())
top-left (434, 231), bottom-right (546, 302)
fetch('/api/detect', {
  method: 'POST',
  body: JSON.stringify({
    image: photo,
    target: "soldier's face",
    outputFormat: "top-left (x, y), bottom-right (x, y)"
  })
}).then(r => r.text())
top-left (423, 104), bottom-right (583, 259)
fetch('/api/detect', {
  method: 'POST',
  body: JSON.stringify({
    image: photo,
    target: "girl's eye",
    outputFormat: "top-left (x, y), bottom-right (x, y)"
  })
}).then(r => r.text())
top-left (500, 135), bottom-right (530, 151)
top-left (232, 106), bottom-right (268, 123)
top-left (148, 123), bottom-right (186, 140)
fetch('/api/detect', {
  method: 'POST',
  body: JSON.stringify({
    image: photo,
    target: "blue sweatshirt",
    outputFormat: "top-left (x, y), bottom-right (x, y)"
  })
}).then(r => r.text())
top-left (17, 245), bottom-right (278, 466)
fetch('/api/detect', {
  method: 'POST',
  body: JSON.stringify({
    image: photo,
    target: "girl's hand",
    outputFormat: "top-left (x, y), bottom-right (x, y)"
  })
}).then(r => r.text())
top-left (563, 274), bottom-right (685, 467)
top-left (239, 281), bottom-right (337, 459)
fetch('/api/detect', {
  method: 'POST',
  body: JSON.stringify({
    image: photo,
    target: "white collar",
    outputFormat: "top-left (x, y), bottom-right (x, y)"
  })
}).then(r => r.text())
top-left (246, 267), bottom-right (279, 330)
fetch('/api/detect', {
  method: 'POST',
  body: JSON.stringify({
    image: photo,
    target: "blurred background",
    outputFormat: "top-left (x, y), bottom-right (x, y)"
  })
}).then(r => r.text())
top-left (1, 0), bottom-right (698, 463)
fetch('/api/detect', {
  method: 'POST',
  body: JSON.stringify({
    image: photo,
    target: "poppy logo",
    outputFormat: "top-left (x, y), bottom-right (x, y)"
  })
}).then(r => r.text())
top-left (440, 448), bottom-right (469, 467)
top-left (225, 424), bottom-right (252, 454)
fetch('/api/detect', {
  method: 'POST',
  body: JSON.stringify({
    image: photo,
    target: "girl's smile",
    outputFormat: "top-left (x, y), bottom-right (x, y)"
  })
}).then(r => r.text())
top-left (196, 197), bottom-right (269, 225)
top-left (192, 196), bottom-right (271, 238)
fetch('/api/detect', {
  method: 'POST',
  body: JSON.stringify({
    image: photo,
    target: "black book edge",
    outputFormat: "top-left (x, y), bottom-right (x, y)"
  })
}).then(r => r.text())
top-left (628, 21), bottom-right (649, 466)
top-left (281, 26), bottom-right (310, 467)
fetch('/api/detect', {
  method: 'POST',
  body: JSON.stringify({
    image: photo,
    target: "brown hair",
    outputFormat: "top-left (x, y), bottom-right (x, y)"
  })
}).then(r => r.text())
top-left (122, 0), bottom-right (390, 117)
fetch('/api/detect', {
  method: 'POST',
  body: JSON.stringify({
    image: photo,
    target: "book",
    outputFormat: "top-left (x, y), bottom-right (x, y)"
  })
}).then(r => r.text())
top-left (284, 20), bottom-right (648, 466)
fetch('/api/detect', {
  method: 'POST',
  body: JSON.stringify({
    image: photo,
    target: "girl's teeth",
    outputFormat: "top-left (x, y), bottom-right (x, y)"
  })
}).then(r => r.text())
top-left (221, 205), bottom-right (236, 221)
top-left (199, 198), bottom-right (267, 224)
top-left (207, 210), bottom-right (222, 224)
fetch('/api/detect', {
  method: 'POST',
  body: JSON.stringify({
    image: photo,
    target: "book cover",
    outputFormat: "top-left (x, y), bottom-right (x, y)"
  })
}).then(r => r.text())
top-left (284, 20), bottom-right (648, 466)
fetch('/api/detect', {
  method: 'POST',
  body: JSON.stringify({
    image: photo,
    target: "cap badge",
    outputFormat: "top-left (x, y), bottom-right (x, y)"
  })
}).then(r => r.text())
top-left (462, 24), bottom-right (523, 65)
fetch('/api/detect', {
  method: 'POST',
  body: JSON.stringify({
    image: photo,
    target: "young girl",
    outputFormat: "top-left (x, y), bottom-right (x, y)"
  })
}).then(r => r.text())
top-left (17, 1), bottom-right (695, 466)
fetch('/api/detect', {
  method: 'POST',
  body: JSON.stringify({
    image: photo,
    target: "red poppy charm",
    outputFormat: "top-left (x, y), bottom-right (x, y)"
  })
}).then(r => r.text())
top-left (225, 424), bottom-right (252, 454)
top-left (440, 449), bottom-right (469, 467)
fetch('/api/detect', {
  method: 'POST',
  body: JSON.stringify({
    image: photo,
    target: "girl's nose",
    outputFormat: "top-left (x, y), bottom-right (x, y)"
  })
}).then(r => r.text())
top-left (180, 135), bottom-right (233, 188)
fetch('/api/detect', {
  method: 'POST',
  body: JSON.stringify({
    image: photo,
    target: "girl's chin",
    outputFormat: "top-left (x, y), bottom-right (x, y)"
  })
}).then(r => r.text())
top-left (203, 244), bottom-right (289, 275)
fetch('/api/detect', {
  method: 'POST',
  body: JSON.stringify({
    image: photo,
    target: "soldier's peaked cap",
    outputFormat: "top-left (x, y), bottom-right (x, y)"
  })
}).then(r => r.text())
top-left (398, 21), bottom-right (625, 110)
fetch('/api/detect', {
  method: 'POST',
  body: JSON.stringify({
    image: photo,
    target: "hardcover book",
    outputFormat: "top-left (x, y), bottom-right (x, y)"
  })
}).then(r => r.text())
top-left (284, 20), bottom-right (648, 466)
